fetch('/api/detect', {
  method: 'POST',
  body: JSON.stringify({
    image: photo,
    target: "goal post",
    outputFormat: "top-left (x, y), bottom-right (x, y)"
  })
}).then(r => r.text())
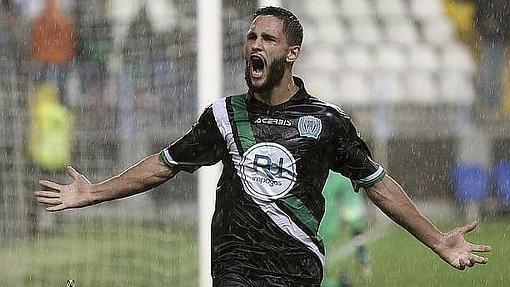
top-left (198, 0), bottom-right (222, 286)
top-left (197, 1), bottom-right (283, 286)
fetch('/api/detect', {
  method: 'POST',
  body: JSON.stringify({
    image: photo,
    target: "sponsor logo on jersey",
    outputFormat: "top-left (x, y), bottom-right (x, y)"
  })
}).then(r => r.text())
top-left (254, 117), bottom-right (292, 126)
top-left (240, 142), bottom-right (296, 201)
top-left (298, 115), bottom-right (322, 139)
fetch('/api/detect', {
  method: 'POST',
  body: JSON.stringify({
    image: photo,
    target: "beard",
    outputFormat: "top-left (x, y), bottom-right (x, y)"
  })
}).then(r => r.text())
top-left (245, 54), bottom-right (286, 94)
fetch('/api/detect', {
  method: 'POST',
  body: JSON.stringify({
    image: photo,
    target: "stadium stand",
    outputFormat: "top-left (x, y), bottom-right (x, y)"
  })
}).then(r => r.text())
top-left (292, 0), bottom-right (476, 107)
top-left (374, 0), bottom-right (407, 20)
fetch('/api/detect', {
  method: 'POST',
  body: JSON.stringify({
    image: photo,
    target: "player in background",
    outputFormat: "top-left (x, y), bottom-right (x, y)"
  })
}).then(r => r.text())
top-left (321, 172), bottom-right (371, 287)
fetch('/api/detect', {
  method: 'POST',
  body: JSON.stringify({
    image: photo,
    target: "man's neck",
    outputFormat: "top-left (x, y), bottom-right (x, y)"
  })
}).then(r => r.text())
top-left (253, 73), bottom-right (299, 106)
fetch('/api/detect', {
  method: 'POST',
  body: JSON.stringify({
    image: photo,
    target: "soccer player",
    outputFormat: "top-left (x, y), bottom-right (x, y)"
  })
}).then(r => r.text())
top-left (35, 6), bottom-right (491, 286)
top-left (321, 171), bottom-right (371, 287)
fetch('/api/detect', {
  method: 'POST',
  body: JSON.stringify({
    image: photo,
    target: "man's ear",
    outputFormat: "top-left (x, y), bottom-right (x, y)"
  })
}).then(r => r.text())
top-left (286, 45), bottom-right (301, 63)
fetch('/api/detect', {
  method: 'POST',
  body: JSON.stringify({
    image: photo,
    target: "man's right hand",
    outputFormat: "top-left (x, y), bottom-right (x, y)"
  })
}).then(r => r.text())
top-left (34, 166), bottom-right (95, 212)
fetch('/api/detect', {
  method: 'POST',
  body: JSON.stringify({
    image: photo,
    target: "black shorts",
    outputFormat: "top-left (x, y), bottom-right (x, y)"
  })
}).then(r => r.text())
top-left (212, 247), bottom-right (323, 286)
top-left (212, 271), bottom-right (321, 287)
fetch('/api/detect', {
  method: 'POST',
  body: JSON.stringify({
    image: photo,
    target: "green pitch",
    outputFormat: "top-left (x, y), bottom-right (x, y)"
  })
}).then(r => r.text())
top-left (0, 218), bottom-right (507, 287)
top-left (328, 218), bottom-right (509, 287)
top-left (0, 220), bottom-right (198, 287)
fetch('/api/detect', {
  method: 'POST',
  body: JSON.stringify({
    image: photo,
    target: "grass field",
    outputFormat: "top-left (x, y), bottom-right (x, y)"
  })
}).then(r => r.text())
top-left (0, 220), bottom-right (198, 287)
top-left (328, 218), bottom-right (509, 287)
top-left (0, 218), bottom-right (508, 286)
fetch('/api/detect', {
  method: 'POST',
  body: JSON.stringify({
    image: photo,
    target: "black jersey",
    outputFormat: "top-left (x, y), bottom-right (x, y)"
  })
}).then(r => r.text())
top-left (160, 77), bottom-right (385, 285)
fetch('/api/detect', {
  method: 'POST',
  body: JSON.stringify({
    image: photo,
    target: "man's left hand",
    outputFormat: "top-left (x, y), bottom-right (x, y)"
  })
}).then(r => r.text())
top-left (434, 221), bottom-right (492, 270)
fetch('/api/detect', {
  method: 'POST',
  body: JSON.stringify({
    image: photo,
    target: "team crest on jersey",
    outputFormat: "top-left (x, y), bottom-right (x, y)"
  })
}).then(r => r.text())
top-left (298, 116), bottom-right (322, 139)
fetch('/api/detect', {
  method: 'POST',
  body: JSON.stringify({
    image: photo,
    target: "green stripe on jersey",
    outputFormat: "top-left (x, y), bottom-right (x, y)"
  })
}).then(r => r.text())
top-left (279, 195), bottom-right (321, 237)
top-left (231, 94), bottom-right (256, 152)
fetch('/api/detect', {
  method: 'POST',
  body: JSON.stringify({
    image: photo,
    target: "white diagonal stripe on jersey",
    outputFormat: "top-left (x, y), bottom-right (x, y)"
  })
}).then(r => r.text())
top-left (212, 98), bottom-right (242, 163)
top-left (254, 197), bottom-right (325, 267)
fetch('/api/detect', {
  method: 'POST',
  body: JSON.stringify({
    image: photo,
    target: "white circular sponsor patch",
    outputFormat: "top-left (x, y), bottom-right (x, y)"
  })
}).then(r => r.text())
top-left (240, 142), bottom-right (297, 201)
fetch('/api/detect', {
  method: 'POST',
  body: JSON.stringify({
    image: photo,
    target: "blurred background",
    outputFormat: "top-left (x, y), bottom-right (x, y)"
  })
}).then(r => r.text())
top-left (0, 0), bottom-right (509, 286)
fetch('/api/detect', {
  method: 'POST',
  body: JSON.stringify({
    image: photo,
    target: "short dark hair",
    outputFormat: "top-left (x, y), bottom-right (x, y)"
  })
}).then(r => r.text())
top-left (254, 6), bottom-right (303, 47)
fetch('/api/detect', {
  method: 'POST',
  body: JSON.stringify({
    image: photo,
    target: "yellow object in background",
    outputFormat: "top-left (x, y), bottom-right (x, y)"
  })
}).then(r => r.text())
top-left (444, 0), bottom-right (510, 114)
top-left (29, 83), bottom-right (73, 171)
top-left (443, 0), bottom-right (477, 47)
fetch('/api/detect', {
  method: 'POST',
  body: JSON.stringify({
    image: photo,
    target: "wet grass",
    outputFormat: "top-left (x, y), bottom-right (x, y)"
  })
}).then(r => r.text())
top-left (329, 218), bottom-right (510, 287)
top-left (0, 220), bottom-right (197, 287)
top-left (0, 217), bottom-right (508, 286)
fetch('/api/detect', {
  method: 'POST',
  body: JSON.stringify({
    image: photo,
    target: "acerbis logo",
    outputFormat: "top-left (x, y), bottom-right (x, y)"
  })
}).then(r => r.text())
top-left (240, 142), bottom-right (296, 201)
top-left (254, 117), bottom-right (292, 126)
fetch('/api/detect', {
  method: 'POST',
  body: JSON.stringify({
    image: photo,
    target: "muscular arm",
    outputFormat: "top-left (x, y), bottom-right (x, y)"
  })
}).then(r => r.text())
top-left (91, 154), bottom-right (176, 203)
top-left (365, 175), bottom-right (491, 270)
top-left (365, 175), bottom-right (443, 249)
top-left (35, 154), bottom-right (178, 211)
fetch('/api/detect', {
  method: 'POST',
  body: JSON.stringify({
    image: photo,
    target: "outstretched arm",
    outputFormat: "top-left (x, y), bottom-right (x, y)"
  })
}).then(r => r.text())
top-left (34, 154), bottom-right (177, 212)
top-left (364, 175), bottom-right (491, 270)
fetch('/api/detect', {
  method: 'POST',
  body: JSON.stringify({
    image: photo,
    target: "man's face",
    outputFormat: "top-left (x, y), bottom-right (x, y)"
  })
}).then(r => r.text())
top-left (244, 15), bottom-right (289, 93)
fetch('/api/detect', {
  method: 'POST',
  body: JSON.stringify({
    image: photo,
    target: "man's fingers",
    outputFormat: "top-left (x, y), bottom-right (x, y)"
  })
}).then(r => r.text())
top-left (467, 258), bottom-right (476, 267)
top-left (471, 254), bottom-right (488, 264)
top-left (47, 204), bottom-right (66, 212)
top-left (34, 191), bottom-right (60, 198)
top-left (459, 257), bottom-right (475, 269)
top-left (36, 197), bottom-right (62, 205)
top-left (456, 258), bottom-right (466, 270)
top-left (459, 221), bottom-right (477, 235)
top-left (451, 260), bottom-right (461, 269)
top-left (39, 180), bottom-right (62, 191)
top-left (66, 166), bottom-right (80, 180)
top-left (471, 244), bottom-right (492, 253)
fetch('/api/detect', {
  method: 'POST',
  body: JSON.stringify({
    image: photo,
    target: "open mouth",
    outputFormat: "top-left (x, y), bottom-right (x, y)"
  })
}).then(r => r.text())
top-left (250, 55), bottom-right (265, 78)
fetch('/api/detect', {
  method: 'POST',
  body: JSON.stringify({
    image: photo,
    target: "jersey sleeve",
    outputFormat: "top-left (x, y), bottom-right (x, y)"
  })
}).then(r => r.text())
top-left (329, 113), bottom-right (385, 192)
top-left (159, 105), bottom-right (225, 173)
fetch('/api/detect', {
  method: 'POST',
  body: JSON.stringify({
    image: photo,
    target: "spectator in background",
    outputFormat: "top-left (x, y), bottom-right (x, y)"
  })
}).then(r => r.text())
top-left (75, 0), bottom-right (112, 113)
top-left (223, 1), bottom-right (254, 95)
top-left (13, 0), bottom-right (45, 20)
top-left (0, 0), bottom-right (23, 89)
top-left (149, 22), bottom-right (173, 102)
top-left (474, 0), bottom-right (510, 112)
top-left (30, 0), bottom-right (75, 105)
top-left (118, 6), bottom-right (154, 138)
top-left (119, 5), bottom-right (175, 134)
top-left (444, 0), bottom-right (477, 47)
